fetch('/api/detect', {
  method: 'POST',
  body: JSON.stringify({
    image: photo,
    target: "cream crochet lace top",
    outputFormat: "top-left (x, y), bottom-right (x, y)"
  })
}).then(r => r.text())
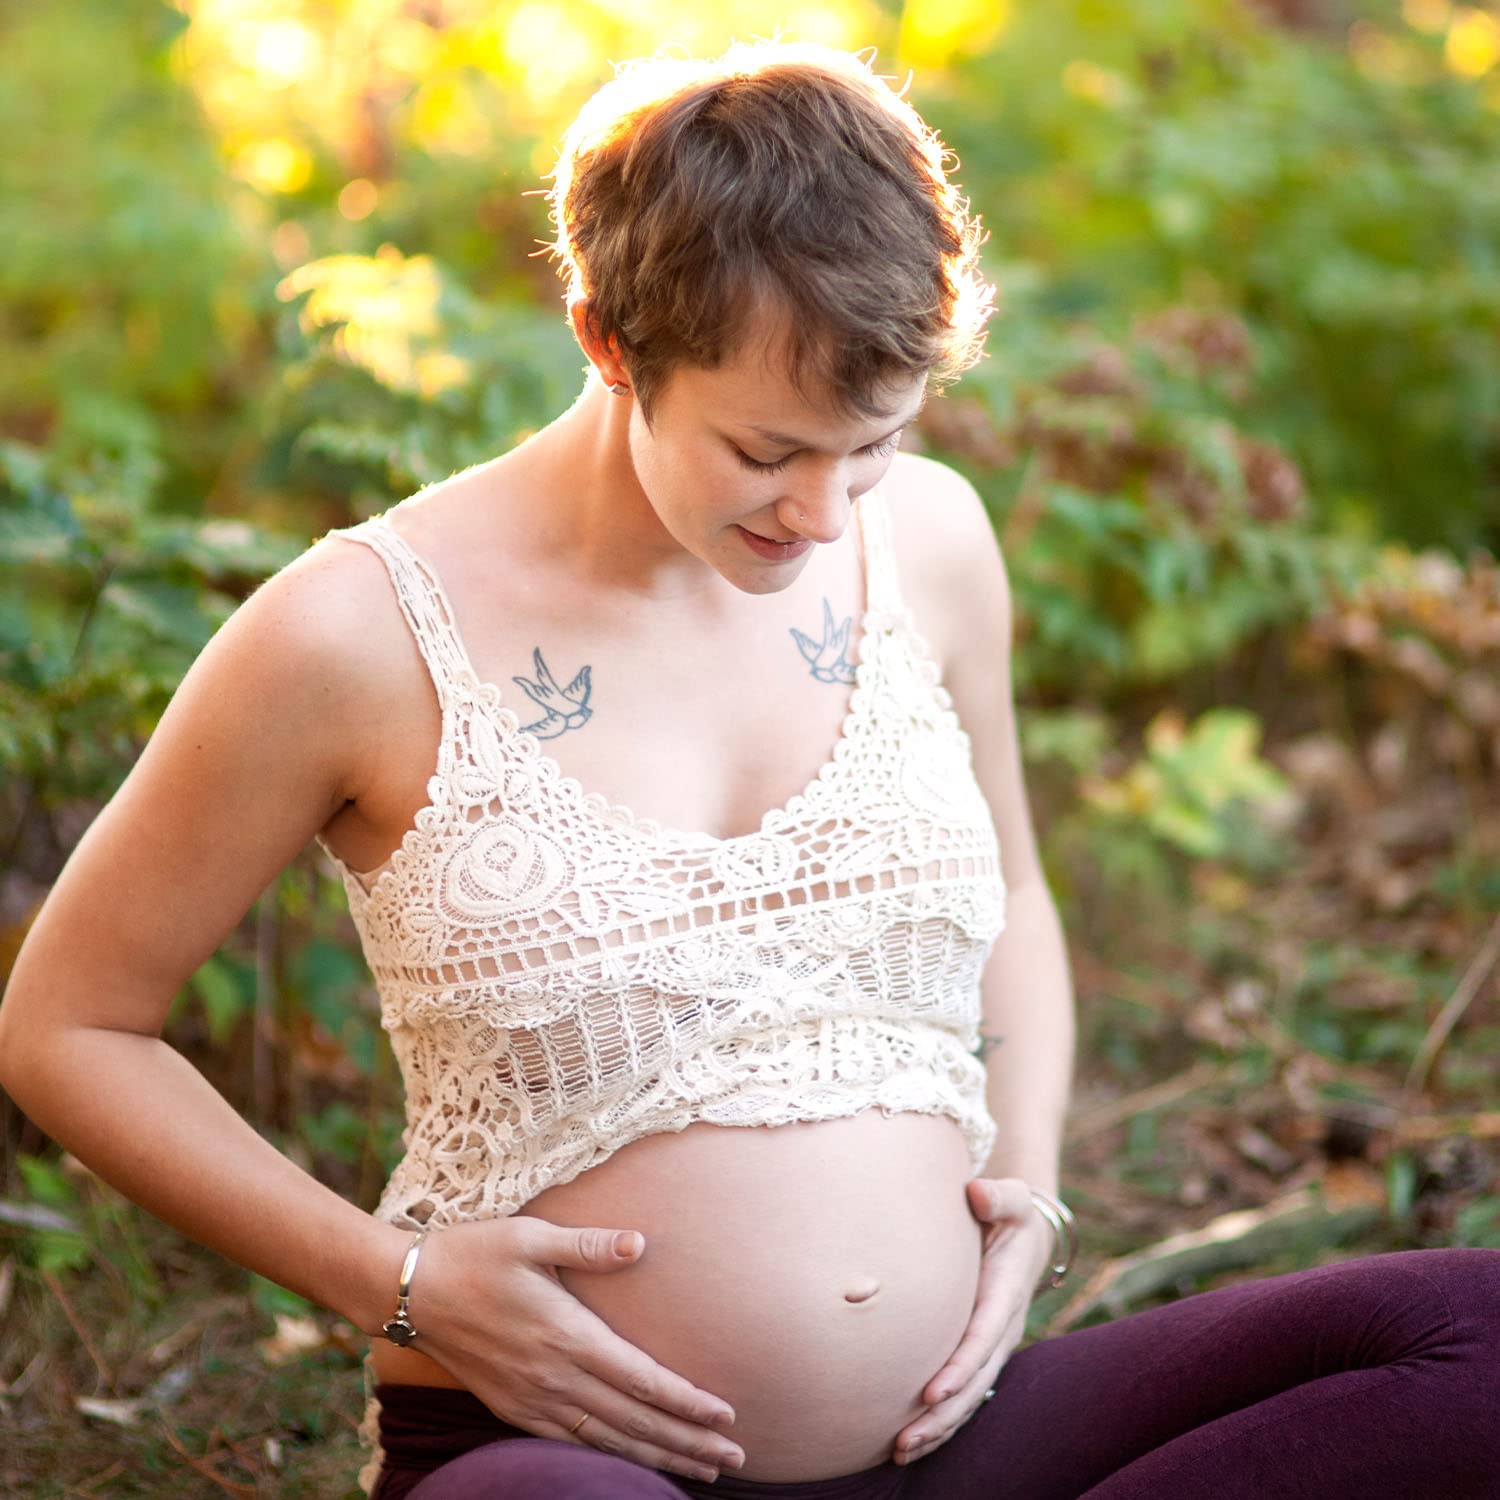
top-left (314, 480), bottom-right (1007, 1490)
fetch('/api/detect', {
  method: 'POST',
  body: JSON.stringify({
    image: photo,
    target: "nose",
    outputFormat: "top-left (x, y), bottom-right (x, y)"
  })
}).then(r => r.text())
top-left (780, 481), bottom-right (852, 544)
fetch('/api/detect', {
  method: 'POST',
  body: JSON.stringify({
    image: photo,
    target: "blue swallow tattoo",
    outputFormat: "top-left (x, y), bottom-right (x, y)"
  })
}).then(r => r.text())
top-left (513, 646), bottom-right (593, 739)
top-left (790, 597), bottom-right (858, 685)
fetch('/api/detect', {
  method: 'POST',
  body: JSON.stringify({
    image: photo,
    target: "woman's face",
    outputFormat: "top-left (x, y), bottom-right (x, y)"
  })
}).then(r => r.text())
top-left (626, 333), bottom-right (928, 593)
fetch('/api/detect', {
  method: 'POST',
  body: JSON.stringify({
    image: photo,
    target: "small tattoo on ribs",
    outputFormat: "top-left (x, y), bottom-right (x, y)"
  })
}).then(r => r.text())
top-left (513, 646), bottom-right (593, 740)
top-left (975, 1031), bottom-right (1004, 1062)
top-left (790, 597), bottom-right (858, 685)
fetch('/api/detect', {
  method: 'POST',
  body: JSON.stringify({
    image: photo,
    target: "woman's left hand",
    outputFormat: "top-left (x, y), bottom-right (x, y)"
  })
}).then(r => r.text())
top-left (891, 1176), bottom-right (1053, 1467)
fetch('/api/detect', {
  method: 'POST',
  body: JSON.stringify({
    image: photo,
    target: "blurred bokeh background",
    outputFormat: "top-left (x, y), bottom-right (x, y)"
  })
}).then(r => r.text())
top-left (2, 1), bottom-right (1498, 1494)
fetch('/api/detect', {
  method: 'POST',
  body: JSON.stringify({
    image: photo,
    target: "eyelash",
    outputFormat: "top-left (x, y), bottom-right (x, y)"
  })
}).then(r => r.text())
top-left (732, 431), bottom-right (905, 475)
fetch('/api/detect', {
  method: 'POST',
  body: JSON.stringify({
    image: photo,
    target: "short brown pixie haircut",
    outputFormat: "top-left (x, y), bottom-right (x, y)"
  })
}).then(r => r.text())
top-left (542, 38), bottom-right (995, 428)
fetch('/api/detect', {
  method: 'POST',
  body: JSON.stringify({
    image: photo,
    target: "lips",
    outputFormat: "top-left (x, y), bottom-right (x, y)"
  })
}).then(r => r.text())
top-left (737, 526), bottom-right (813, 561)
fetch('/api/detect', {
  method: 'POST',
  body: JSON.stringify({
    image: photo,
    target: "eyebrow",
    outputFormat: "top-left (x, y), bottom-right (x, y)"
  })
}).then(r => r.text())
top-left (741, 392), bottom-right (929, 451)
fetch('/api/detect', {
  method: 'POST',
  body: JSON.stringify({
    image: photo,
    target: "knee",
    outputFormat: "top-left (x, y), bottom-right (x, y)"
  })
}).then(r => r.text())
top-left (1398, 1245), bottom-right (1500, 1322)
top-left (408, 1438), bottom-right (685, 1500)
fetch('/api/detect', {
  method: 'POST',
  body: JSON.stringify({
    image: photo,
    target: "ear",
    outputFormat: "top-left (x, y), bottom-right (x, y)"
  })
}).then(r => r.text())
top-left (566, 296), bottom-right (626, 383)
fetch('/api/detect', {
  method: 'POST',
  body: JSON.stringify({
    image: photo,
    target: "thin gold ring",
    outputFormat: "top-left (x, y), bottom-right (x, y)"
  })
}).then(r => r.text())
top-left (569, 1411), bottom-right (590, 1435)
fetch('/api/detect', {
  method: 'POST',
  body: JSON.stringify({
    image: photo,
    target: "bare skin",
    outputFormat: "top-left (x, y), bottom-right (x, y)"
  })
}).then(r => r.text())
top-left (308, 309), bottom-right (998, 1478)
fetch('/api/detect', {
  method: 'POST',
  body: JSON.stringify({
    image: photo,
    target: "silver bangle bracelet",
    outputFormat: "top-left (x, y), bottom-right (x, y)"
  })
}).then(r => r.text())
top-left (1026, 1185), bottom-right (1078, 1288)
top-left (381, 1228), bottom-right (429, 1346)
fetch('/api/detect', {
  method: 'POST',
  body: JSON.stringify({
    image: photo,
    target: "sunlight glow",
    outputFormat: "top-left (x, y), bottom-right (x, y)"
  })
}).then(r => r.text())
top-left (248, 18), bottom-right (322, 87)
top-left (504, 3), bottom-right (601, 104)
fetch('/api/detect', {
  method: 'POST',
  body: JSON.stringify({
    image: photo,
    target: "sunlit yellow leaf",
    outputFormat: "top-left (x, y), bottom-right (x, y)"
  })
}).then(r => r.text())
top-left (409, 76), bottom-right (493, 156)
top-left (414, 351), bottom-right (472, 398)
top-left (897, 0), bottom-right (1011, 68)
top-left (277, 250), bottom-right (450, 394)
top-left (1445, 7), bottom-right (1500, 77)
top-left (234, 136), bottom-right (313, 195)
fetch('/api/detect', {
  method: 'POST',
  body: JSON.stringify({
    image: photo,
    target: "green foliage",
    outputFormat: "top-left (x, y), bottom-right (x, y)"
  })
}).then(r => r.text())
top-left (300, 1100), bottom-right (375, 1168)
top-left (1453, 1197), bottom-right (1500, 1249)
top-left (289, 936), bottom-right (381, 1079)
top-left (1087, 708), bottom-right (1292, 861)
top-left (264, 250), bottom-right (584, 504)
top-left (13, 1154), bottom-right (93, 1274)
top-left (0, 0), bottom-right (257, 479)
top-left (182, 953), bottom-right (257, 1047)
top-left (249, 1272), bottom-right (316, 1325)
top-left (3, 10), bottom-right (1497, 1485)
top-left (0, 440), bottom-right (303, 800)
top-left (928, 0), bottom-right (1500, 554)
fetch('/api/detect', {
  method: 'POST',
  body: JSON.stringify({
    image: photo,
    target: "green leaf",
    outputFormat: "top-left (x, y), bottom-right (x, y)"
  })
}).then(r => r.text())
top-left (190, 954), bottom-right (252, 1046)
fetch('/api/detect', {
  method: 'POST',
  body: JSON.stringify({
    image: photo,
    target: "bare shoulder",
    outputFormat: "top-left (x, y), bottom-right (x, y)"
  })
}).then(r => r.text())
top-left (0, 522), bottom-right (423, 1048)
top-left (881, 450), bottom-right (1010, 670)
top-left (243, 527), bottom-right (409, 747)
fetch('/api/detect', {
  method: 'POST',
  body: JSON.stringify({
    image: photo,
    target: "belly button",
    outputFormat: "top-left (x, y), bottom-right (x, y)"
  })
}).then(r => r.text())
top-left (842, 1276), bottom-right (880, 1304)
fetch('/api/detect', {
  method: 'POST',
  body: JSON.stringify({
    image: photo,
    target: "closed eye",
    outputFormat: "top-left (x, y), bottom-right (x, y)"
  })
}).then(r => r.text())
top-left (731, 430), bottom-right (906, 475)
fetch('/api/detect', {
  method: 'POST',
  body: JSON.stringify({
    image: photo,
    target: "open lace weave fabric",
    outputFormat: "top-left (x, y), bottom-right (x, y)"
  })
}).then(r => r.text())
top-left (314, 480), bottom-right (1009, 1493)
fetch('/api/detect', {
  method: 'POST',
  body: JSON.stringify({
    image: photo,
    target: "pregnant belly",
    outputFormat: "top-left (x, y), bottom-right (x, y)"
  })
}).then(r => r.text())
top-left (370, 1106), bottom-right (984, 1480)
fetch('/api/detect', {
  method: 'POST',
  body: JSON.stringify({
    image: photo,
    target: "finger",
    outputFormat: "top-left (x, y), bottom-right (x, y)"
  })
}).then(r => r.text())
top-left (897, 1355), bottom-right (1006, 1463)
top-left (923, 1228), bottom-right (1039, 1404)
top-left (922, 1293), bottom-right (1025, 1406)
top-left (968, 1176), bottom-right (1032, 1226)
top-left (923, 1312), bottom-right (1000, 1404)
top-left (539, 1405), bottom-right (726, 1485)
top-left (570, 1303), bottom-right (738, 1432)
top-left (552, 1366), bottom-right (746, 1480)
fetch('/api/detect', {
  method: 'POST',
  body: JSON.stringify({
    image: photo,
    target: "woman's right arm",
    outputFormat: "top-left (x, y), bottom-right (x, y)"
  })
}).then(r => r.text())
top-left (0, 539), bottom-right (747, 1482)
top-left (0, 538), bottom-right (413, 1334)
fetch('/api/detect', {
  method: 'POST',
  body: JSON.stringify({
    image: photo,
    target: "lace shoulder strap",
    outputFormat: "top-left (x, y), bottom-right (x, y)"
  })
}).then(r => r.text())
top-left (321, 510), bottom-right (472, 713)
top-left (860, 481), bottom-right (905, 618)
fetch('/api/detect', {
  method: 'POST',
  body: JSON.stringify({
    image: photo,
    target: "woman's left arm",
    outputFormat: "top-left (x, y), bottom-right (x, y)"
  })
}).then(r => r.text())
top-left (887, 455), bottom-right (1077, 1464)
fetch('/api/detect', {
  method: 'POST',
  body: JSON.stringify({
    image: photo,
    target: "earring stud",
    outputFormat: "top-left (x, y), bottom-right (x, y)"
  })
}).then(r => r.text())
top-left (609, 381), bottom-right (630, 396)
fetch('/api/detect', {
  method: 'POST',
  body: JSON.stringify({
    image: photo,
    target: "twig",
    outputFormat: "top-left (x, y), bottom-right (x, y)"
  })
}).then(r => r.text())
top-left (66, 1457), bottom-right (126, 1498)
top-left (39, 1268), bottom-right (113, 1393)
top-left (1065, 1060), bottom-right (1230, 1141)
top-left (157, 1419), bottom-right (257, 1499)
top-left (1043, 1184), bottom-right (1384, 1334)
top-left (1395, 1110), bottom-right (1500, 1142)
top-left (1405, 911), bottom-right (1500, 1098)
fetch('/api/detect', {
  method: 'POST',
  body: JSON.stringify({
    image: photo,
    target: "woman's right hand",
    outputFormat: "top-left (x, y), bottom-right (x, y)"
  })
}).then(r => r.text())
top-left (405, 1215), bottom-right (746, 1484)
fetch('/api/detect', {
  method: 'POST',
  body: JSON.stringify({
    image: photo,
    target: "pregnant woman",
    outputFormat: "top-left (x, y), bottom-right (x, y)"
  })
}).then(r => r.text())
top-left (3, 37), bottom-right (1498, 1500)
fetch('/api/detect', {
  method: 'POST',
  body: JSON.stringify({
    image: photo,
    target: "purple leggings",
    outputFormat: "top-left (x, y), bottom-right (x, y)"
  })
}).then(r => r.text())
top-left (369, 1247), bottom-right (1500, 1499)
